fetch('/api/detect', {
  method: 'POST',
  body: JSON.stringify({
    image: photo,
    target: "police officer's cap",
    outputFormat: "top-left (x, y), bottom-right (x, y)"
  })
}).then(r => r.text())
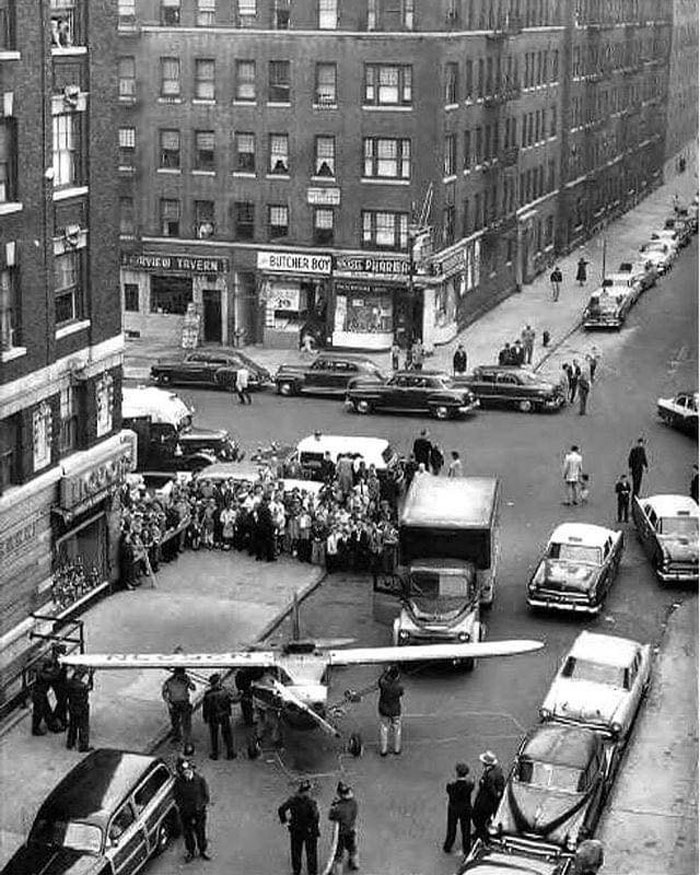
top-left (456, 762), bottom-right (469, 777)
top-left (336, 781), bottom-right (351, 796)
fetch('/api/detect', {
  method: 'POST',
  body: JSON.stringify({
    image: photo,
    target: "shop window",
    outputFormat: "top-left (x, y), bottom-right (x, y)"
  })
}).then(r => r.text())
top-left (54, 250), bottom-right (82, 325)
top-left (59, 385), bottom-right (78, 453)
top-left (318, 0), bottom-right (337, 29)
top-left (235, 60), bottom-right (256, 101)
top-left (0, 0), bottom-right (14, 50)
top-left (124, 283), bottom-right (139, 312)
top-left (119, 196), bottom-right (135, 236)
top-left (268, 204), bottom-right (289, 239)
top-left (0, 414), bottom-right (20, 492)
top-left (235, 132), bottom-right (255, 172)
top-left (0, 120), bottom-right (16, 203)
top-left (160, 0), bottom-right (180, 24)
top-left (314, 136), bottom-right (335, 177)
top-left (445, 62), bottom-right (458, 105)
top-left (118, 56), bottom-right (136, 100)
top-left (95, 374), bottom-right (114, 438)
top-left (50, 0), bottom-right (78, 48)
top-left (118, 0), bottom-right (136, 28)
top-left (269, 134), bottom-right (289, 174)
top-left (160, 198), bottom-right (180, 237)
top-left (315, 63), bottom-right (337, 105)
top-left (313, 208), bottom-right (334, 245)
top-left (235, 201), bottom-right (255, 239)
top-left (195, 59), bottom-right (215, 100)
top-left (236, 0), bottom-right (257, 27)
top-left (150, 274), bottom-right (192, 314)
top-left (364, 64), bottom-right (412, 106)
top-left (0, 265), bottom-right (19, 350)
top-left (159, 129), bottom-right (179, 169)
top-left (194, 130), bottom-right (215, 171)
top-left (363, 138), bottom-right (410, 179)
top-left (196, 0), bottom-right (215, 25)
top-left (443, 135), bottom-right (456, 177)
top-left (160, 57), bottom-right (181, 97)
top-left (272, 0), bottom-right (290, 28)
top-left (335, 289), bottom-right (392, 334)
top-left (53, 113), bottom-right (81, 188)
top-left (195, 200), bottom-right (215, 238)
top-left (269, 60), bottom-right (291, 103)
top-left (361, 210), bottom-right (408, 250)
top-left (33, 402), bottom-right (52, 472)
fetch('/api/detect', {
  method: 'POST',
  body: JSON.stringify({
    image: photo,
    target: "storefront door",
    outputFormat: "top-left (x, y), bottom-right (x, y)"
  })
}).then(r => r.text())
top-left (202, 289), bottom-right (222, 343)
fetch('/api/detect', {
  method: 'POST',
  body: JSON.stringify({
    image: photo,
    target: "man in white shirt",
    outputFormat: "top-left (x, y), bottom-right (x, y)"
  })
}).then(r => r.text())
top-left (235, 366), bottom-right (251, 405)
top-left (562, 445), bottom-right (584, 505)
top-left (447, 451), bottom-right (463, 478)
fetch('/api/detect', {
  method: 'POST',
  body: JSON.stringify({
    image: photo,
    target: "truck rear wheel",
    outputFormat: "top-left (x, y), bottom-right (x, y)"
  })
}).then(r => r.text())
top-left (157, 373), bottom-right (171, 386)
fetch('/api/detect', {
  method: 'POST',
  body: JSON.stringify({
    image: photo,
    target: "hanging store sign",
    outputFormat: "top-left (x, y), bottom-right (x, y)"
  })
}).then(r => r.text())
top-left (334, 254), bottom-right (410, 281)
top-left (433, 246), bottom-right (467, 278)
top-left (59, 439), bottom-right (135, 511)
top-left (307, 187), bottom-right (341, 206)
top-left (257, 251), bottom-right (332, 275)
top-left (120, 253), bottom-right (230, 274)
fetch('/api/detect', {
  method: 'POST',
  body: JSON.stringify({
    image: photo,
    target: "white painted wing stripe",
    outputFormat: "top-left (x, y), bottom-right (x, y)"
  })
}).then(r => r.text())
top-left (325, 640), bottom-right (544, 666)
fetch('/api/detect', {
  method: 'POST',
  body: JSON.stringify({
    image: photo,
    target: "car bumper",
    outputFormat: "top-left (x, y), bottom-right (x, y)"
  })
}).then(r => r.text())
top-left (527, 594), bottom-right (601, 614)
top-left (656, 567), bottom-right (698, 583)
top-left (544, 396), bottom-right (566, 409)
top-left (457, 400), bottom-right (480, 415)
top-left (583, 320), bottom-right (622, 330)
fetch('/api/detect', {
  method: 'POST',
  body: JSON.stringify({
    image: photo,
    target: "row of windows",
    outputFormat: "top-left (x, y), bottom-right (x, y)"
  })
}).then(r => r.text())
top-left (443, 50), bottom-right (558, 104)
top-left (571, 35), bottom-right (670, 78)
top-left (569, 75), bottom-right (664, 128)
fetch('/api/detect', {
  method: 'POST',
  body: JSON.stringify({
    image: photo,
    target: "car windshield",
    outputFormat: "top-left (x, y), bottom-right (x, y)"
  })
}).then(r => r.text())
top-left (643, 242), bottom-right (667, 253)
top-left (547, 543), bottom-right (601, 565)
top-left (517, 760), bottom-right (583, 793)
top-left (410, 570), bottom-right (471, 599)
top-left (658, 517), bottom-right (698, 538)
top-left (563, 656), bottom-right (626, 688)
top-left (30, 819), bottom-right (103, 855)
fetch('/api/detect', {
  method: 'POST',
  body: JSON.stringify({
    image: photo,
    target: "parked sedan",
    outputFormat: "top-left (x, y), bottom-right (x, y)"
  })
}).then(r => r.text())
top-left (458, 839), bottom-right (575, 875)
top-left (539, 631), bottom-right (652, 743)
top-left (1, 749), bottom-right (178, 875)
top-left (617, 260), bottom-right (657, 293)
top-left (491, 723), bottom-right (618, 852)
top-left (657, 390), bottom-right (698, 436)
top-left (639, 240), bottom-right (674, 274)
top-left (631, 494), bottom-right (698, 583)
top-left (456, 366), bottom-right (566, 413)
top-left (527, 523), bottom-right (624, 614)
top-left (582, 286), bottom-right (633, 330)
top-left (663, 216), bottom-right (693, 247)
top-left (275, 353), bottom-right (384, 397)
top-left (150, 348), bottom-right (271, 389)
top-left (345, 370), bottom-right (479, 419)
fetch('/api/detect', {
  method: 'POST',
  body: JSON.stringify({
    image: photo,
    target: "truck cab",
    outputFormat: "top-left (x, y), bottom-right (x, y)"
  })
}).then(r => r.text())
top-left (373, 476), bottom-right (500, 665)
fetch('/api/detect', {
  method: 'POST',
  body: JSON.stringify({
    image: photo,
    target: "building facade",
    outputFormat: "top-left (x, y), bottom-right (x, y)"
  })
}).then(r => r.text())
top-left (665, 0), bottom-right (698, 177)
top-left (118, 0), bottom-right (672, 352)
top-left (0, 0), bottom-right (131, 713)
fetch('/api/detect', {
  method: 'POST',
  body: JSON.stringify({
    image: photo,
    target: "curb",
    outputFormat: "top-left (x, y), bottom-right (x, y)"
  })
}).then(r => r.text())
top-left (533, 316), bottom-right (584, 372)
top-left (145, 567), bottom-right (329, 755)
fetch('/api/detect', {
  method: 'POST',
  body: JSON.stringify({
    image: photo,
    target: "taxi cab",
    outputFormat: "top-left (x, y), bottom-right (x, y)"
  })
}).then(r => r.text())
top-left (1, 749), bottom-right (178, 875)
top-left (287, 433), bottom-right (399, 482)
top-left (631, 494), bottom-right (698, 583)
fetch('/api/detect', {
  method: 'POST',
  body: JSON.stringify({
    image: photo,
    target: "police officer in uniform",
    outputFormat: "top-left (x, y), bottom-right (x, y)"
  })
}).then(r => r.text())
top-left (162, 666), bottom-right (196, 747)
top-left (329, 782), bottom-right (359, 874)
top-left (65, 667), bottom-right (94, 752)
top-left (278, 780), bottom-right (320, 875)
top-left (472, 750), bottom-right (505, 844)
top-left (202, 674), bottom-right (236, 760)
top-left (173, 758), bottom-right (212, 862)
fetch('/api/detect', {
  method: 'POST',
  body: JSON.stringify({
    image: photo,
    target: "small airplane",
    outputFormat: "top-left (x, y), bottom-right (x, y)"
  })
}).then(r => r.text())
top-left (61, 601), bottom-right (544, 741)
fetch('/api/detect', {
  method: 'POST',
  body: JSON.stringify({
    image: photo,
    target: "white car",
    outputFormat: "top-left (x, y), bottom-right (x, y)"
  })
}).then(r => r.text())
top-left (649, 230), bottom-right (680, 256)
top-left (632, 494), bottom-right (699, 584)
top-left (601, 273), bottom-right (642, 304)
top-left (540, 631), bottom-right (652, 742)
top-left (617, 260), bottom-right (658, 292)
top-left (639, 240), bottom-right (674, 274)
top-left (657, 390), bottom-right (698, 436)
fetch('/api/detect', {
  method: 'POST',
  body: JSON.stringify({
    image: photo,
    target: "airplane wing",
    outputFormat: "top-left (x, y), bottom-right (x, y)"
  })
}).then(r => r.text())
top-left (325, 639), bottom-right (544, 667)
top-left (59, 651), bottom-right (281, 670)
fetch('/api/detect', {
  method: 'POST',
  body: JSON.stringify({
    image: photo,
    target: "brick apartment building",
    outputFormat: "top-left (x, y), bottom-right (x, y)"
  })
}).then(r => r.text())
top-left (0, 0), bottom-right (133, 712)
top-left (117, 0), bottom-right (675, 353)
top-left (665, 0), bottom-right (698, 178)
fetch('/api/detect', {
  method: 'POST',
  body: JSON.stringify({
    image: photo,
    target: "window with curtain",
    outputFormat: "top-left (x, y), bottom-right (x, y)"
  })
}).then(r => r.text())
top-left (196, 0), bottom-right (216, 25)
top-left (0, 121), bottom-right (14, 202)
top-left (314, 136), bottom-right (335, 176)
top-left (118, 56), bottom-right (136, 98)
top-left (0, 0), bottom-right (13, 49)
top-left (268, 205), bottom-right (289, 239)
top-left (363, 138), bottom-right (411, 179)
top-left (160, 199), bottom-right (180, 236)
top-left (269, 134), bottom-right (289, 174)
top-left (315, 63), bottom-right (337, 104)
top-left (237, 0), bottom-right (257, 26)
top-left (33, 403), bottom-right (52, 472)
top-left (119, 196), bottom-right (135, 236)
top-left (195, 59), bottom-right (215, 99)
top-left (194, 130), bottom-right (215, 170)
top-left (52, 113), bottom-right (78, 187)
top-left (362, 211), bottom-right (408, 249)
top-left (269, 60), bottom-right (291, 102)
top-left (318, 0), bottom-right (337, 29)
top-left (235, 132), bottom-right (255, 172)
top-left (54, 250), bottom-right (81, 324)
top-left (96, 374), bottom-right (114, 438)
top-left (235, 60), bottom-right (256, 101)
top-left (59, 386), bottom-right (78, 453)
top-left (159, 129), bottom-right (180, 168)
top-left (160, 0), bottom-right (180, 25)
top-left (160, 57), bottom-right (180, 96)
top-left (119, 126), bottom-right (136, 168)
top-left (0, 266), bottom-right (18, 350)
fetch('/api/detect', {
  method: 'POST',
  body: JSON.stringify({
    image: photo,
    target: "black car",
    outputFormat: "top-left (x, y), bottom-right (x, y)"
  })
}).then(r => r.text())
top-left (456, 366), bottom-right (566, 413)
top-left (345, 370), bottom-right (479, 420)
top-left (1, 749), bottom-right (178, 875)
top-left (459, 838), bottom-right (575, 875)
top-left (150, 348), bottom-right (271, 390)
top-left (275, 353), bottom-right (385, 397)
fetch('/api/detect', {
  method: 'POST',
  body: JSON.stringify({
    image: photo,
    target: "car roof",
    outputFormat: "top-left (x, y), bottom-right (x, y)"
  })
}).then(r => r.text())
top-left (196, 461), bottom-right (263, 482)
top-left (641, 495), bottom-right (698, 517)
top-left (550, 522), bottom-right (616, 548)
top-left (37, 749), bottom-right (161, 828)
top-left (392, 369), bottom-right (450, 378)
top-left (569, 630), bottom-right (642, 667)
top-left (296, 434), bottom-right (391, 457)
top-left (122, 386), bottom-right (191, 426)
top-left (521, 724), bottom-right (601, 768)
top-left (316, 353), bottom-right (377, 364)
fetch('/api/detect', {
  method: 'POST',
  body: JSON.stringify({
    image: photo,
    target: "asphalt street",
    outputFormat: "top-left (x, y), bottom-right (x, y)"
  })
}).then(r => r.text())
top-left (141, 241), bottom-right (698, 874)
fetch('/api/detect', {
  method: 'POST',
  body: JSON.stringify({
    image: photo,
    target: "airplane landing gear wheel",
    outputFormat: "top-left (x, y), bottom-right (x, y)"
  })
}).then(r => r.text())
top-left (347, 732), bottom-right (363, 757)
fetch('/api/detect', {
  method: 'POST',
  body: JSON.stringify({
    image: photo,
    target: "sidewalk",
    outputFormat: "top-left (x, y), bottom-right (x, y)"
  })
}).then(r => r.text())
top-left (598, 599), bottom-right (698, 875)
top-left (0, 551), bottom-right (325, 867)
top-left (123, 169), bottom-right (698, 383)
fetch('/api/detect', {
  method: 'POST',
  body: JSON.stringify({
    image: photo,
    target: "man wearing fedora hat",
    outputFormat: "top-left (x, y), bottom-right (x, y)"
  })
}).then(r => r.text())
top-left (278, 780), bottom-right (320, 875)
top-left (202, 673), bottom-right (236, 760)
top-left (472, 750), bottom-right (505, 844)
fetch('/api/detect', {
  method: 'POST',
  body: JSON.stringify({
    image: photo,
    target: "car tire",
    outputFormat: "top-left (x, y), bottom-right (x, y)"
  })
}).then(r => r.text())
top-left (278, 381), bottom-right (296, 396)
top-left (433, 405), bottom-right (450, 420)
top-left (355, 399), bottom-right (372, 415)
top-left (518, 399), bottom-right (533, 413)
top-left (157, 373), bottom-right (171, 386)
top-left (153, 816), bottom-right (175, 857)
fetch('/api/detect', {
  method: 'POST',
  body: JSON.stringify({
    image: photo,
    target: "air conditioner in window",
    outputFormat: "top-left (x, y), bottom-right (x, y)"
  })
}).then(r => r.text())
top-left (196, 222), bottom-right (214, 239)
top-left (64, 224), bottom-right (82, 246)
top-left (63, 84), bottom-right (80, 107)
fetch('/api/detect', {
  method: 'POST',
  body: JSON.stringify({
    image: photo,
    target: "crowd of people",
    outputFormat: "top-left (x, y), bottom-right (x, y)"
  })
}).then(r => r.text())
top-left (117, 456), bottom-right (405, 587)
